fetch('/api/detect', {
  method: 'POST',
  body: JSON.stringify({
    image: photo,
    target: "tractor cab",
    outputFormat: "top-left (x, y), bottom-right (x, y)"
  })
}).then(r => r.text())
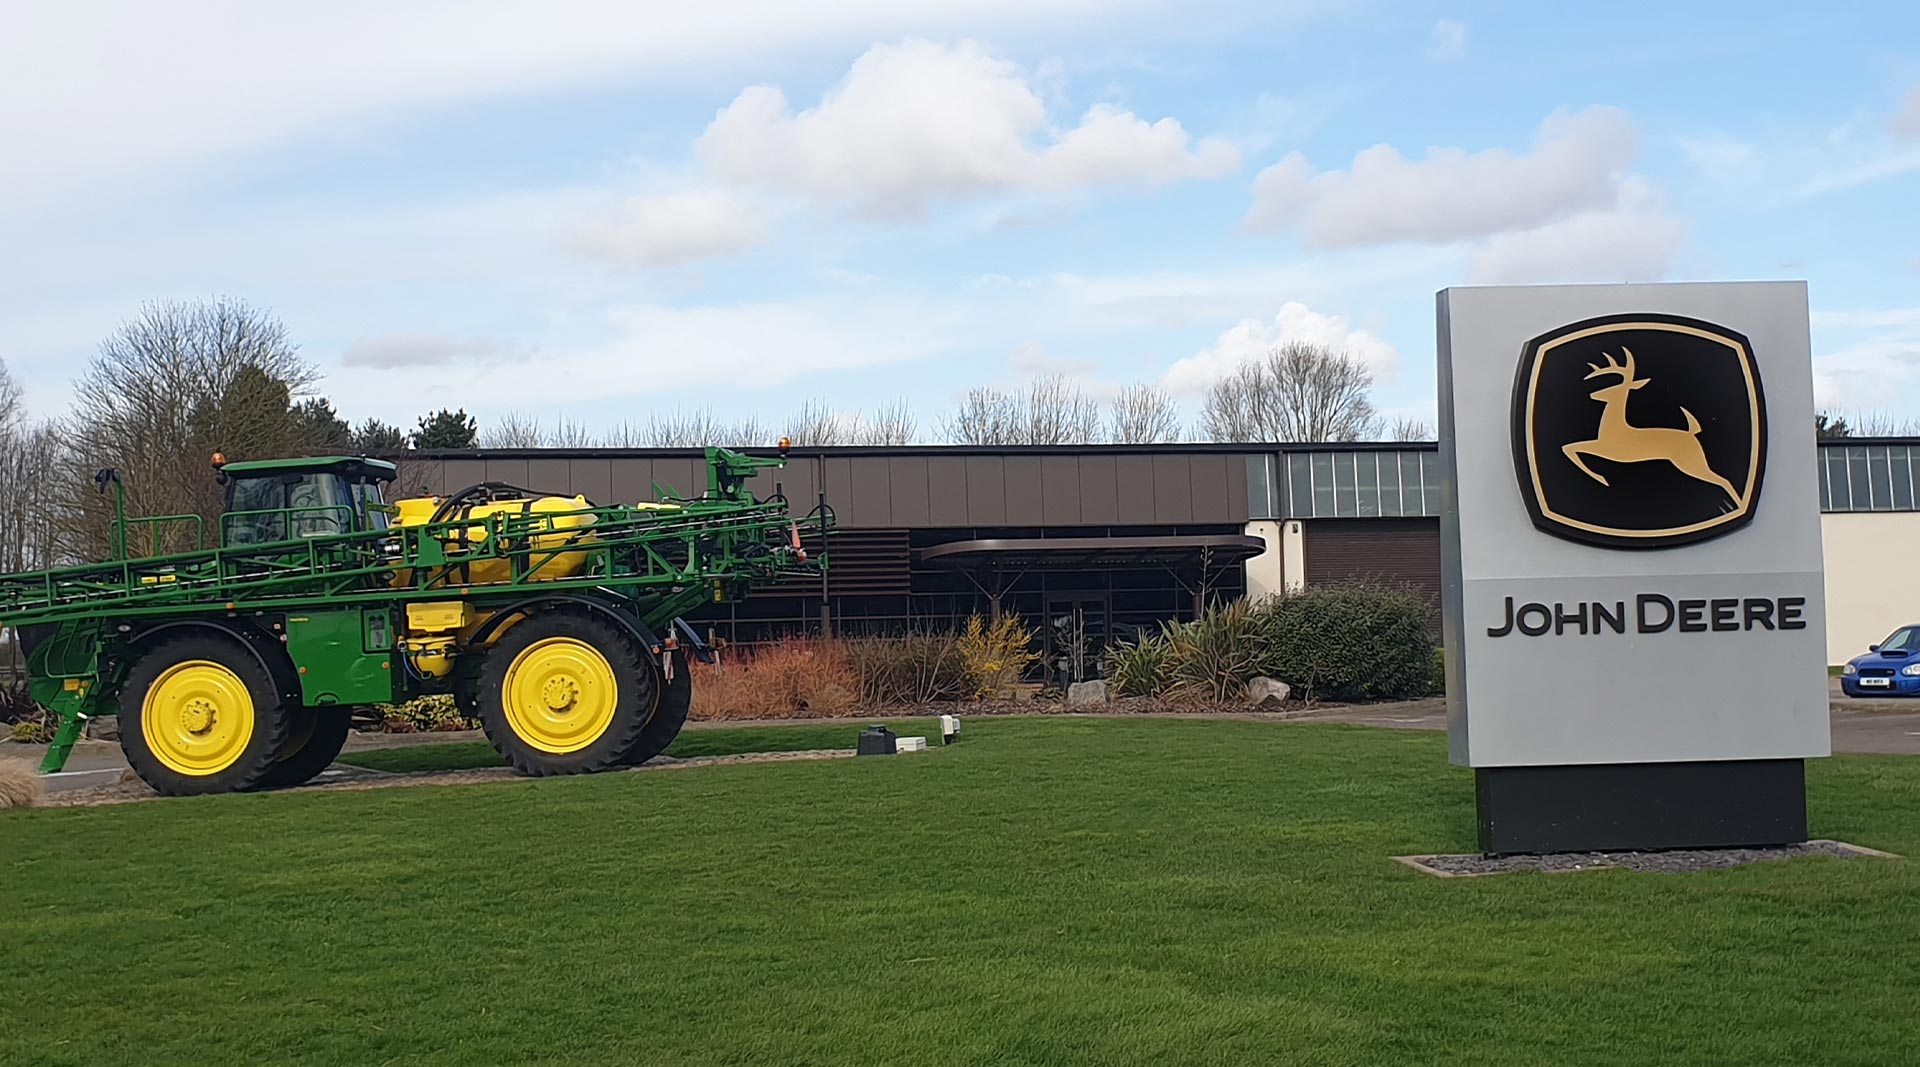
top-left (217, 455), bottom-right (399, 546)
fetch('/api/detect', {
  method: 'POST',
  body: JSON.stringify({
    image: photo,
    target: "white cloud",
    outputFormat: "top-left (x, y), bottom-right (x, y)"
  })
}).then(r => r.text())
top-left (695, 39), bottom-right (1238, 217)
top-left (1429, 20), bottom-right (1468, 61)
top-left (1676, 132), bottom-right (1758, 181)
top-left (325, 290), bottom-right (964, 417)
top-left (1468, 178), bottom-right (1686, 284)
top-left (1810, 307), bottom-right (1920, 413)
top-left (341, 334), bottom-right (506, 369)
top-left (1159, 301), bottom-right (1399, 395)
top-left (1, 2), bottom-right (1212, 203)
top-left (1891, 83), bottom-right (1920, 139)
top-left (569, 190), bottom-right (771, 268)
top-left (1245, 105), bottom-right (1639, 246)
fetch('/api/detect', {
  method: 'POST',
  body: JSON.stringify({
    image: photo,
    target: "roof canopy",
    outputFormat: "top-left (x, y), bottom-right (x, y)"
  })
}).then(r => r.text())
top-left (220, 456), bottom-right (399, 481)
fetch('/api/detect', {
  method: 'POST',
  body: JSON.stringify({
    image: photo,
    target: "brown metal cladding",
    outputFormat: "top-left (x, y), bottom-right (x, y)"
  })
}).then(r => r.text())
top-left (1188, 453), bottom-right (1231, 523)
top-left (964, 456), bottom-right (1006, 524)
top-left (888, 457), bottom-right (932, 526)
top-left (1151, 454), bottom-right (1193, 522)
top-left (569, 457), bottom-right (613, 504)
top-left (484, 457), bottom-right (531, 488)
top-left (608, 459), bottom-right (652, 504)
top-left (927, 456), bottom-right (969, 524)
top-left (397, 446), bottom-right (1262, 525)
top-left (1003, 455), bottom-right (1044, 525)
top-left (850, 457), bottom-right (891, 528)
top-left (652, 458), bottom-right (701, 499)
top-left (1302, 518), bottom-right (1443, 604)
top-left (441, 458), bottom-right (487, 493)
top-left (1078, 455), bottom-right (1118, 523)
top-left (527, 457), bottom-right (571, 494)
top-left (1040, 456), bottom-right (1081, 524)
top-left (821, 457), bottom-right (854, 524)
top-left (1115, 456), bottom-right (1155, 523)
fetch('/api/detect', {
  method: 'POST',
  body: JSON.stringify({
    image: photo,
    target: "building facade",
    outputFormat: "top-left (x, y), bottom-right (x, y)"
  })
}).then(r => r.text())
top-left (394, 438), bottom-right (1920, 667)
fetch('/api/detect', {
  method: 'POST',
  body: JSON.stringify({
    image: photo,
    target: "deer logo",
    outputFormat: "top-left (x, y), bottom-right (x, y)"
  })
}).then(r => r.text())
top-left (1562, 347), bottom-right (1741, 507)
top-left (1511, 313), bottom-right (1767, 550)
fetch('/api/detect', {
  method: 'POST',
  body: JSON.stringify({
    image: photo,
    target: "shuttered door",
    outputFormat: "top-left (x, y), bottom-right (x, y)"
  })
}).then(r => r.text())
top-left (1302, 518), bottom-right (1443, 606)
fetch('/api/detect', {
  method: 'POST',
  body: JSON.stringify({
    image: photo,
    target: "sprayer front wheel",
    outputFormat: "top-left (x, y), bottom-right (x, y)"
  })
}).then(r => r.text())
top-left (119, 634), bottom-right (292, 796)
top-left (478, 612), bottom-right (656, 776)
top-left (621, 651), bottom-right (690, 766)
top-left (258, 706), bottom-right (353, 789)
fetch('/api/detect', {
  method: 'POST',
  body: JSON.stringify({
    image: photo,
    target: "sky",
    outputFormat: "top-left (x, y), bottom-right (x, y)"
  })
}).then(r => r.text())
top-left (2, 1), bottom-right (1917, 440)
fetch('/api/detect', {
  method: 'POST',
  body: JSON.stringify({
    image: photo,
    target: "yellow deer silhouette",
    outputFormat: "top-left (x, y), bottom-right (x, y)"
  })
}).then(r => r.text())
top-left (1561, 347), bottom-right (1740, 507)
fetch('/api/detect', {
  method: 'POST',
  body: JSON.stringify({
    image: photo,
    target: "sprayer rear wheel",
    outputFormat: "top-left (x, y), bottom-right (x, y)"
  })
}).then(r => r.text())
top-left (620, 651), bottom-right (690, 766)
top-left (258, 706), bottom-right (353, 789)
top-left (478, 612), bottom-right (656, 776)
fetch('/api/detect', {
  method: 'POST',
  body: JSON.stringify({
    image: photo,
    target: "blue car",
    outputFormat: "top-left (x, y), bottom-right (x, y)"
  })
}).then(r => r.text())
top-left (1840, 624), bottom-right (1920, 697)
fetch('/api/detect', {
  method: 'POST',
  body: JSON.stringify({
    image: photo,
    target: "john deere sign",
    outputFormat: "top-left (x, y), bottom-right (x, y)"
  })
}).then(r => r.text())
top-left (1437, 282), bottom-right (1828, 854)
top-left (1512, 313), bottom-right (1767, 549)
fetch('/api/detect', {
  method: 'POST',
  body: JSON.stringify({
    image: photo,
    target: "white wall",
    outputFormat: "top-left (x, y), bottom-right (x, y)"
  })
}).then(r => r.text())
top-left (1822, 511), bottom-right (1920, 664)
top-left (1243, 520), bottom-right (1305, 600)
top-left (1243, 520), bottom-right (1284, 600)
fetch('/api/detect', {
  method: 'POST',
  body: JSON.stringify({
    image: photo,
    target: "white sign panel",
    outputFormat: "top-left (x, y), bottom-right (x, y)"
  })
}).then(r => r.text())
top-left (1438, 282), bottom-right (1829, 768)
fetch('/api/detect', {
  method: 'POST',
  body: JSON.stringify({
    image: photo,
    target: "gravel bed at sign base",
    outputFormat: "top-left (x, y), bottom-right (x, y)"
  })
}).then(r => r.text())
top-left (1402, 839), bottom-right (1892, 876)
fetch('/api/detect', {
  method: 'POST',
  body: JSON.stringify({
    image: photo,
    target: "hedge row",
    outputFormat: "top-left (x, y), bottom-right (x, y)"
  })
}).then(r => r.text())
top-left (1107, 583), bottom-right (1441, 703)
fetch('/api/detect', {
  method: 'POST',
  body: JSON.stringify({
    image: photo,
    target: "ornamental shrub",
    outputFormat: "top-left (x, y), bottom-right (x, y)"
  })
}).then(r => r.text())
top-left (1253, 582), bottom-right (1437, 702)
top-left (1161, 600), bottom-right (1266, 703)
top-left (1105, 634), bottom-right (1171, 697)
top-left (845, 630), bottom-right (970, 705)
top-left (956, 614), bottom-right (1039, 699)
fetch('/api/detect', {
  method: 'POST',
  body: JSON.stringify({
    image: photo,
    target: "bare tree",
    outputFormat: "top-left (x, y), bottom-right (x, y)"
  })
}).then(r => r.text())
top-left (944, 375), bottom-right (1100, 445)
top-left (1200, 341), bottom-right (1378, 443)
top-left (0, 364), bottom-right (64, 572)
top-left (1025, 374), bottom-right (1102, 445)
top-left (634, 409), bottom-right (766, 448)
top-left (546, 416), bottom-right (598, 448)
top-left (1384, 416), bottom-right (1435, 442)
top-left (784, 399), bottom-right (847, 446)
top-left (1839, 410), bottom-right (1920, 437)
top-left (65, 298), bottom-right (318, 557)
top-left (854, 399), bottom-right (916, 446)
top-left (943, 387), bottom-right (1023, 445)
top-left (1108, 383), bottom-right (1181, 444)
top-left (480, 410), bottom-right (545, 448)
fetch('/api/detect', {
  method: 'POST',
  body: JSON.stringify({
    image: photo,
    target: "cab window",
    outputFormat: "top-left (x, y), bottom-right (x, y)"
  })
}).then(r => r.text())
top-left (1880, 627), bottom-right (1918, 652)
top-left (224, 472), bottom-right (356, 545)
top-left (356, 481), bottom-right (391, 531)
top-left (224, 476), bottom-right (286, 546)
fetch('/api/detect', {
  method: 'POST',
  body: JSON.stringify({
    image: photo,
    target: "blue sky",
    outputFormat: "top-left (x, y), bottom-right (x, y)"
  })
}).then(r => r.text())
top-left (2, 1), bottom-right (1917, 439)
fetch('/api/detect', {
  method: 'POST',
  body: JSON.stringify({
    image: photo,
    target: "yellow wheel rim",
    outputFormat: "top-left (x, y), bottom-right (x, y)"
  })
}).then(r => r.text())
top-left (140, 660), bottom-right (256, 776)
top-left (502, 637), bottom-right (619, 754)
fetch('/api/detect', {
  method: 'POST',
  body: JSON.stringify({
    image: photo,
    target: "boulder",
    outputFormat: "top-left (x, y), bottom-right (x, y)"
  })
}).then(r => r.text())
top-left (1066, 680), bottom-right (1110, 706)
top-left (1247, 677), bottom-right (1292, 708)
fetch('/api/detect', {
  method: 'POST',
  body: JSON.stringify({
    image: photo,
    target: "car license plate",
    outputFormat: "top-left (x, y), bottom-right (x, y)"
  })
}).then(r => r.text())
top-left (1860, 677), bottom-right (1892, 688)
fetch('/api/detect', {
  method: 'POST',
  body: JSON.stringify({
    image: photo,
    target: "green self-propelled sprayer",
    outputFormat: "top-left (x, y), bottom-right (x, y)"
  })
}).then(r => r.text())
top-left (0, 445), bottom-right (829, 795)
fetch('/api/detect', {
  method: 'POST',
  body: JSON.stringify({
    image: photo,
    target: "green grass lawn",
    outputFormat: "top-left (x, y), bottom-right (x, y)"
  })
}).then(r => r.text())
top-left (3, 718), bottom-right (1918, 1067)
top-left (337, 719), bottom-right (941, 774)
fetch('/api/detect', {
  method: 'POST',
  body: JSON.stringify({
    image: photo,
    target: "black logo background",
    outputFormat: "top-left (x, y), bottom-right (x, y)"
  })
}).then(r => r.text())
top-left (1511, 313), bottom-right (1766, 549)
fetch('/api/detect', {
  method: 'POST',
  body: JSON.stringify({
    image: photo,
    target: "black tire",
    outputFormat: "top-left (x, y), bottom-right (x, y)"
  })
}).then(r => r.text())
top-left (258, 706), bottom-right (353, 789)
top-left (621, 650), bottom-right (691, 766)
top-left (119, 633), bottom-right (293, 796)
top-left (477, 611), bottom-right (656, 776)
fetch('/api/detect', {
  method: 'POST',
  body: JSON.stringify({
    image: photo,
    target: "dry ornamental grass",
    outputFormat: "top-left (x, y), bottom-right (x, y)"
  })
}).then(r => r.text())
top-left (0, 759), bottom-right (41, 810)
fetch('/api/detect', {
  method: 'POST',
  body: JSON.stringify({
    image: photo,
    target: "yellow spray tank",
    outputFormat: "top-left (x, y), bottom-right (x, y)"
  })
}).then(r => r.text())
top-left (389, 492), bottom-right (604, 587)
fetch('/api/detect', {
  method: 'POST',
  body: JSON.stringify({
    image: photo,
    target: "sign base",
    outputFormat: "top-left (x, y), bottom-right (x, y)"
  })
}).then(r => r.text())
top-left (1475, 759), bottom-right (1806, 855)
